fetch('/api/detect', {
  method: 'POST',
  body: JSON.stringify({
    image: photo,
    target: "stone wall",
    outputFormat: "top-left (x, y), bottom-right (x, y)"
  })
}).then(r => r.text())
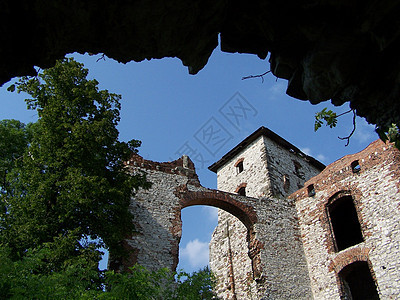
top-left (111, 135), bottom-right (400, 299)
top-left (210, 135), bottom-right (321, 299)
top-left (214, 135), bottom-right (322, 199)
top-left (113, 142), bottom-right (317, 298)
top-left (262, 136), bottom-right (322, 198)
top-left (114, 153), bottom-right (262, 275)
top-left (216, 136), bottom-right (271, 198)
top-left (211, 136), bottom-right (268, 299)
top-left (291, 140), bottom-right (400, 299)
top-left (209, 210), bottom-right (256, 299)
top-left (110, 154), bottom-right (200, 271)
top-left (210, 197), bottom-right (316, 299)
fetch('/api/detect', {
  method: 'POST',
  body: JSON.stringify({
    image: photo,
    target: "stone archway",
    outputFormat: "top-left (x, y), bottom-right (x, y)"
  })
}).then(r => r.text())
top-left (113, 153), bottom-right (313, 298)
top-left (175, 185), bottom-right (264, 278)
top-left (177, 186), bottom-right (257, 232)
top-left (114, 154), bottom-right (263, 275)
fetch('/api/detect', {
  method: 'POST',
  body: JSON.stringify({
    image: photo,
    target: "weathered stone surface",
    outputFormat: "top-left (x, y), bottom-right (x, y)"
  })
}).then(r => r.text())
top-left (110, 126), bottom-right (399, 299)
top-left (116, 139), bottom-right (316, 298)
top-left (210, 127), bottom-right (399, 299)
top-left (1, 1), bottom-right (400, 130)
top-left (290, 140), bottom-right (400, 299)
top-left (210, 132), bottom-right (322, 299)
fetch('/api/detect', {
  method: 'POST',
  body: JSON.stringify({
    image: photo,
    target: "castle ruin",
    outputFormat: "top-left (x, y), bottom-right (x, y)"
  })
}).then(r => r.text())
top-left (113, 126), bottom-right (400, 299)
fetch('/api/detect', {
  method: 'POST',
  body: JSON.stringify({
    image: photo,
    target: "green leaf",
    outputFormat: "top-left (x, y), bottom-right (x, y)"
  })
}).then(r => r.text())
top-left (7, 84), bottom-right (15, 92)
top-left (314, 108), bottom-right (338, 131)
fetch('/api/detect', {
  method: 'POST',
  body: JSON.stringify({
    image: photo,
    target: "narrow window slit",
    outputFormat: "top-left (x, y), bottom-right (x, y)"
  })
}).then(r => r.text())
top-left (307, 184), bottom-right (315, 197)
top-left (238, 187), bottom-right (246, 196)
top-left (237, 161), bottom-right (244, 174)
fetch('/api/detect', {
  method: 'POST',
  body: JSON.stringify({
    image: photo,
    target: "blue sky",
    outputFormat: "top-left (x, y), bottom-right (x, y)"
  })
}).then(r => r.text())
top-left (0, 47), bottom-right (377, 273)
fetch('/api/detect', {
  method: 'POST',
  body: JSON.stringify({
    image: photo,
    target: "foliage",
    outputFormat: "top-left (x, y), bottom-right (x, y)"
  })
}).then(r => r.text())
top-left (0, 57), bottom-right (149, 268)
top-left (315, 107), bottom-right (400, 149)
top-left (0, 244), bottom-right (218, 299)
top-left (315, 108), bottom-right (358, 146)
top-left (0, 119), bottom-right (34, 195)
top-left (314, 108), bottom-right (338, 131)
top-left (376, 123), bottom-right (400, 149)
top-left (102, 265), bottom-right (176, 299)
top-left (0, 58), bottom-right (218, 299)
top-left (0, 244), bottom-right (103, 299)
top-left (175, 266), bottom-right (218, 299)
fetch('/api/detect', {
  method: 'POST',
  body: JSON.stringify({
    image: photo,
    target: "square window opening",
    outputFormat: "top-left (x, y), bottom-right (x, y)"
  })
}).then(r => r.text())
top-left (351, 160), bottom-right (361, 173)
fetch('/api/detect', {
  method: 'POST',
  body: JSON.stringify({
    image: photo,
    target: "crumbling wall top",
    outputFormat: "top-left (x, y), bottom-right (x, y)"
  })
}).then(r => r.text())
top-left (126, 153), bottom-right (200, 183)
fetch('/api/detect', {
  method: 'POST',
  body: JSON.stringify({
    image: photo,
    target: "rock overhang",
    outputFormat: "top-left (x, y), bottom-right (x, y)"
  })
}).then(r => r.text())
top-left (1, 0), bottom-right (400, 129)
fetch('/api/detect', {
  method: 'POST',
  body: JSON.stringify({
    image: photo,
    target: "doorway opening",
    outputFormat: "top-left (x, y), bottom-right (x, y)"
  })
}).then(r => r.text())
top-left (328, 195), bottom-right (363, 251)
top-left (339, 261), bottom-right (379, 300)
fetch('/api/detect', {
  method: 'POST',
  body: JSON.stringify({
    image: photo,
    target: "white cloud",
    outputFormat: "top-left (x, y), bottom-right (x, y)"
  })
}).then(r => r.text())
top-left (180, 239), bottom-right (209, 268)
top-left (354, 121), bottom-right (376, 144)
top-left (301, 147), bottom-right (312, 156)
top-left (300, 147), bottom-right (327, 163)
top-left (202, 206), bottom-right (218, 222)
top-left (316, 154), bottom-right (327, 162)
top-left (267, 81), bottom-right (287, 100)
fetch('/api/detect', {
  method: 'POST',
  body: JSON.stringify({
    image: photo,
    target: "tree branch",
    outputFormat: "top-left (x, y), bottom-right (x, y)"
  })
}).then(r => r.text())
top-left (96, 54), bottom-right (106, 62)
top-left (242, 71), bottom-right (271, 83)
top-left (336, 109), bottom-right (353, 118)
top-left (338, 110), bottom-right (357, 146)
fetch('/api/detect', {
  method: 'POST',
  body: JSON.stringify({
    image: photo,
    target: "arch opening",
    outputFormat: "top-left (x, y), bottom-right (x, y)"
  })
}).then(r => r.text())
top-left (178, 205), bottom-right (218, 273)
top-left (181, 195), bottom-right (256, 232)
top-left (339, 261), bottom-right (379, 300)
top-left (178, 192), bottom-right (261, 292)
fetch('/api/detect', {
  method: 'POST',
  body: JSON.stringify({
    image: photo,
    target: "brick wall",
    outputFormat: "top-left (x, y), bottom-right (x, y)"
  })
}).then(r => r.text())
top-left (291, 140), bottom-right (400, 298)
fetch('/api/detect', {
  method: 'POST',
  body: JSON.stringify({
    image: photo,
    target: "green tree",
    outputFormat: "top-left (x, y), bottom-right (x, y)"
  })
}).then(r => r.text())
top-left (0, 58), bottom-right (149, 271)
top-left (103, 265), bottom-right (218, 299)
top-left (0, 58), bottom-right (217, 299)
top-left (0, 119), bottom-right (34, 196)
top-left (0, 248), bottom-right (218, 300)
top-left (175, 266), bottom-right (218, 299)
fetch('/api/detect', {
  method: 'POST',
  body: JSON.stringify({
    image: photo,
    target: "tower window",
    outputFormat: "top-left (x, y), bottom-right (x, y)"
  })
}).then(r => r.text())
top-left (234, 158), bottom-right (244, 174)
top-left (236, 161), bottom-right (244, 174)
top-left (238, 187), bottom-right (246, 196)
top-left (328, 196), bottom-right (364, 251)
top-left (235, 183), bottom-right (247, 196)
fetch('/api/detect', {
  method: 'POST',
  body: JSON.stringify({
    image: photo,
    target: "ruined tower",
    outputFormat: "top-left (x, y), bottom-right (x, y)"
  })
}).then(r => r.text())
top-left (208, 127), bottom-right (324, 299)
